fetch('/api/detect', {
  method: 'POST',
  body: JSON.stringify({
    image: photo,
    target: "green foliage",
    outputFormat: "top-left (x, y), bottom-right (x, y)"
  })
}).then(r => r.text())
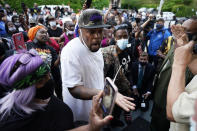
top-left (141, 4), bottom-right (157, 9)
top-left (162, 0), bottom-right (193, 11)
top-left (172, 4), bottom-right (196, 17)
top-left (122, 0), bottom-right (159, 9)
top-left (122, 0), bottom-right (196, 17)
top-left (92, 0), bottom-right (109, 9)
top-left (4, 0), bottom-right (109, 13)
top-left (183, 0), bottom-right (193, 5)
top-left (4, 0), bottom-right (69, 12)
top-left (3, 0), bottom-right (197, 17)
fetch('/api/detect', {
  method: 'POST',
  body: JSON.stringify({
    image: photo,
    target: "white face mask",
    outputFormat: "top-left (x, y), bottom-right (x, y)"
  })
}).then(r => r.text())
top-left (66, 28), bottom-right (74, 35)
top-left (190, 117), bottom-right (197, 131)
top-left (8, 27), bottom-right (16, 32)
top-left (49, 21), bottom-right (56, 27)
top-left (13, 13), bottom-right (17, 16)
top-left (116, 39), bottom-right (129, 50)
top-left (15, 22), bottom-right (21, 26)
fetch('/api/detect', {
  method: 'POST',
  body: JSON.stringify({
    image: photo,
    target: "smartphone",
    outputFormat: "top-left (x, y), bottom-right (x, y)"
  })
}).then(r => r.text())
top-left (187, 33), bottom-right (197, 54)
top-left (85, 0), bottom-right (92, 8)
top-left (12, 32), bottom-right (26, 51)
top-left (101, 77), bottom-right (118, 117)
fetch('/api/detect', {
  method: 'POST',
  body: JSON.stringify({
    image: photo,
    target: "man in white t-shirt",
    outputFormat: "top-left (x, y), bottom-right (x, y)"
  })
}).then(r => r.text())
top-left (61, 9), bottom-right (135, 122)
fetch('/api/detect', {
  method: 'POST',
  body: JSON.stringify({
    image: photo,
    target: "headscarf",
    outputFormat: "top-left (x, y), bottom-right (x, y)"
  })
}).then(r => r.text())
top-left (0, 49), bottom-right (50, 92)
top-left (28, 25), bottom-right (44, 41)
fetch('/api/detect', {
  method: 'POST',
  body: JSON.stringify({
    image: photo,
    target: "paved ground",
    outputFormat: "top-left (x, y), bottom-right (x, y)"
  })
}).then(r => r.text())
top-left (106, 101), bottom-right (153, 131)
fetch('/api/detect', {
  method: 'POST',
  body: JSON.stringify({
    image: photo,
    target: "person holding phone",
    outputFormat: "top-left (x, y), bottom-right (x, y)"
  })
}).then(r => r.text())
top-left (0, 51), bottom-right (112, 131)
top-left (61, 9), bottom-right (135, 123)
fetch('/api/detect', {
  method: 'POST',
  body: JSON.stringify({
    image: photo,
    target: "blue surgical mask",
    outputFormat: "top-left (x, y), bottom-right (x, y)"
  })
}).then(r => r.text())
top-left (156, 24), bottom-right (163, 30)
top-left (117, 39), bottom-right (128, 50)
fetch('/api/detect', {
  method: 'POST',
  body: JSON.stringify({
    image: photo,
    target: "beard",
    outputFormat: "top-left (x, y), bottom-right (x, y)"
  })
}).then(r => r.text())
top-left (89, 43), bottom-right (101, 52)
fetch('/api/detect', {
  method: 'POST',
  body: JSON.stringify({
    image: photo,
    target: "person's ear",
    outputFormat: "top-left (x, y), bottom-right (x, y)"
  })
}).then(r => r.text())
top-left (78, 29), bottom-right (81, 36)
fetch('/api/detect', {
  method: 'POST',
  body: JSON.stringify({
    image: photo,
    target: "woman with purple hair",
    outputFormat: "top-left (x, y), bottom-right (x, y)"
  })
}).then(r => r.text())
top-left (0, 50), bottom-right (113, 131)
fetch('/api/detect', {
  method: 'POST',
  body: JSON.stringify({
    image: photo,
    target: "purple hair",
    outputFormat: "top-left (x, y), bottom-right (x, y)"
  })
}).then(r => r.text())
top-left (0, 50), bottom-right (47, 119)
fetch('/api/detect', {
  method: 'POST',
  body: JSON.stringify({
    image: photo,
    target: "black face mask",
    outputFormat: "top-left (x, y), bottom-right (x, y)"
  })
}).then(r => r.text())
top-left (135, 18), bottom-right (141, 23)
top-left (187, 32), bottom-right (197, 41)
top-left (35, 79), bottom-right (54, 100)
top-left (30, 23), bottom-right (36, 28)
top-left (140, 62), bottom-right (147, 66)
top-left (38, 18), bottom-right (44, 24)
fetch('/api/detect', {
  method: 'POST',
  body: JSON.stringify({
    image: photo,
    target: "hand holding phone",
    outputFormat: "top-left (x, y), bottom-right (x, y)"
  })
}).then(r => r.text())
top-left (101, 77), bottom-right (118, 117)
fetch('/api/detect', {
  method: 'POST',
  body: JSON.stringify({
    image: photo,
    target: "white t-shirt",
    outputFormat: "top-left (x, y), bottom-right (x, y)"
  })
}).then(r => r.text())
top-left (61, 37), bottom-right (104, 121)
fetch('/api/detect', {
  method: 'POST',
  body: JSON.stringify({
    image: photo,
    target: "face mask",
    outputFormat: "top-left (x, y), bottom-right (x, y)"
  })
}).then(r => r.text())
top-left (13, 13), bottom-right (17, 16)
top-left (38, 18), bottom-right (44, 24)
top-left (117, 39), bottom-right (128, 50)
top-left (30, 23), bottom-right (36, 28)
top-left (135, 18), bottom-right (141, 23)
top-left (71, 16), bottom-right (76, 21)
top-left (190, 117), bottom-right (196, 131)
top-left (140, 61), bottom-right (147, 66)
top-left (15, 22), bottom-right (21, 26)
top-left (8, 27), bottom-right (16, 32)
top-left (156, 24), bottom-right (163, 30)
top-left (66, 28), bottom-right (74, 35)
top-left (35, 79), bottom-right (54, 100)
top-left (49, 21), bottom-right (56, 27)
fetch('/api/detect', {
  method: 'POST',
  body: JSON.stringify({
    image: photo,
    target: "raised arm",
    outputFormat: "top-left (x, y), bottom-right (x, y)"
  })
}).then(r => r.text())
top-left (167, 40), bottom-right (194, 122)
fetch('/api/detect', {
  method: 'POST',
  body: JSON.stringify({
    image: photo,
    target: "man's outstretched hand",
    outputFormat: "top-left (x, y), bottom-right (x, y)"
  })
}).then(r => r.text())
top-left (115, 92), bottom-right (136, 112)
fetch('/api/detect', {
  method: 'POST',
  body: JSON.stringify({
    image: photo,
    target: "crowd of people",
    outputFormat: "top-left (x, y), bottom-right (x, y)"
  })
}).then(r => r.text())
top-left (0, 2), bottom-right (197, 131)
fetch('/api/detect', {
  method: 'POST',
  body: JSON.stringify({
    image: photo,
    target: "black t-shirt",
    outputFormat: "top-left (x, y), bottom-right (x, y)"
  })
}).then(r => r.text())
top-left (118, 49), bottom-right (132, 76)
top-left (0, 96), bottom-right (74, 131)
top-left (48, 27), bottom-right (63, 37)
